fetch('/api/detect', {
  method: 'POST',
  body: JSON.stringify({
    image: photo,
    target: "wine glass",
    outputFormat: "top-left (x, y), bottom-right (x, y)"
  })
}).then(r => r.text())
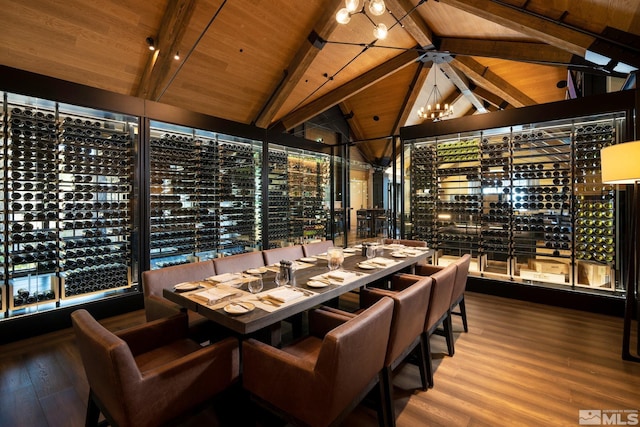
top-left (247, 274), bottom-right (263, 294)
top-left (274, 269), bottom-right (289, 287)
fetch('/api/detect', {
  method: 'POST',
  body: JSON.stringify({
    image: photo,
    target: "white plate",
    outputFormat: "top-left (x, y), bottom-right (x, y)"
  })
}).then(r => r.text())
top-left (246, 267), bottom-right (268, 274)
top-left (391, 252), bottom-right (407, 258)
top-left (343, 248), bottom-right (357, 253)
top-left (357, 263), bottom-right (377, 270)
top-left (174, 282), bottom-right (200, 292)
top-left (300, 257), bottom-right (317, 263)
top-left (306, 280), bottom-right (330, 288)
top-left (223, 302), bottom-right (255, 315)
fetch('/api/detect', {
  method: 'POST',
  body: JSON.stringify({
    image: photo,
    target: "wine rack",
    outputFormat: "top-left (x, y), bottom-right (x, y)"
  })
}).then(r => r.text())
top-left (267, 150), bottom-right (289, 248)
top-left (288, 153), bottom-right (329, 242)
top-left (407, 113), bottom-right (625, 292)
top-left (149, 123), bottom-right (263, 267)
top-left (435, 138), bottom-right (481, 262)
top-left (479, 132), bottom-right (511, 275)
top-left (410, 144), bottom-right (437, 247)
top-left (1, 95), bottom-right (137, 313)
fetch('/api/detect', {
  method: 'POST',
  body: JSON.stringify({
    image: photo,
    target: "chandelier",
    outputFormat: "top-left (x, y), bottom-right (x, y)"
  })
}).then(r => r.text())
top-left (336, 0), bottom-right (389, 40)
top-left (417, 63), bottom-right (454, 121)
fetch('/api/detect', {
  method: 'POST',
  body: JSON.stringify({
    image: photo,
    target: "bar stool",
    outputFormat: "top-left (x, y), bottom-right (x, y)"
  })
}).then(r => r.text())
top-left (357, 210), bottom-right (371, 237)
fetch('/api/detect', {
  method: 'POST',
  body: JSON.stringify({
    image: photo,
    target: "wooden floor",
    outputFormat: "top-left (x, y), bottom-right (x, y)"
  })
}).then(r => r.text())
top-left (1, 292), bottom-right (639, 427)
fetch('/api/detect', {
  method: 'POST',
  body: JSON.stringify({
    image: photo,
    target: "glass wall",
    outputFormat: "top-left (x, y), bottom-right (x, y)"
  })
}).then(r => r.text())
top-left (405, 112), bottom-right (626, 294)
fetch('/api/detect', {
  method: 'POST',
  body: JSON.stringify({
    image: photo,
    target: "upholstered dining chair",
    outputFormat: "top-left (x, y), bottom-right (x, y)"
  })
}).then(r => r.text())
top-left (71, 309), bottom-right (240, 427)
top-left (141, 260), bottom-right (215, 342)
top-left (326, 274), bottom-right (433, 427)
top-left (261, 245), bottom-right (305, 265)
top-left (213, 251), bottom-right (265, 274)
top-left (302, 239), bottom-right (334, 257)
top-left (242, 297), bottom-right (395, 427)
top-left (416, 254), bottom-right (471, 352)
top-left (414, 262), bottom-right (456, 387)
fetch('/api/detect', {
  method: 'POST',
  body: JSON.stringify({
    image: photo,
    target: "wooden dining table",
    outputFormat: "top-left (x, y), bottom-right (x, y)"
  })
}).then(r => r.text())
top-left (163, 246), bottom-right (434, 342)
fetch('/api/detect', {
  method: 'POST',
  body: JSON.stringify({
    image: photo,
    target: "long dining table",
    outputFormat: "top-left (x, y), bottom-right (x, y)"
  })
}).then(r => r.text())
top-left (163, 245), bottom-right (434, 341)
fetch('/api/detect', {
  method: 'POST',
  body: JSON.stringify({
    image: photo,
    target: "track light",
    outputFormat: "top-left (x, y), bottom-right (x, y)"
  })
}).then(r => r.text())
top-left (174, 51), bottom-right (180, 60)
top-left (146, 37), bottom-right (155, 51)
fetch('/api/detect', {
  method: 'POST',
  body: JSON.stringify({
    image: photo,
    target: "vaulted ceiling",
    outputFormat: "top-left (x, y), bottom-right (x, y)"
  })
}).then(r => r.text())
top-left (1, 0), bottom-right (639, 165)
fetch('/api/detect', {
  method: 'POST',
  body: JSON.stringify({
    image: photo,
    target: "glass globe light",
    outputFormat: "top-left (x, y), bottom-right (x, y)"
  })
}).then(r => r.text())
top-left (345, 0), bottom-right (360, 13)
top-left (373, 23), bottom-right (388, 39)
top-left (369, 0), bottom-right (386, 16)
top-left (336, 8), bottom-right (351, 24)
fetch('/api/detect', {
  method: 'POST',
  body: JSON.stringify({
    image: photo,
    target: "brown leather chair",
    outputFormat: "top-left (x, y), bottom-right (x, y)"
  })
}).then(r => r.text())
top-left (262, 245), bottom-right (304, 265)
top-left (213, 251), bottom-right (265, 274)
top-left (414, 262), bottom-right (456, 388)
top-left (383, 238), bottom-right (428, 247)
top-left (141, 260), bottom-right (215, 322)
top-left (417, 253), bottom-right (471, 350)
top-left (242, 297), bottom-right (394, 427)
top-left (302, 239), bottom-right (334, 257)
top-left (71, 309), bottom-right (240, 427)
top-left (141, 261), bottom-right (215, 341)
top-left (357, 274), bottom-right (433, 427)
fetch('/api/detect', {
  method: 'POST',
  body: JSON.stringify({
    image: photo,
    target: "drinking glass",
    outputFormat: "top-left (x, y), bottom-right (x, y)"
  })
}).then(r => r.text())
top-left (248, 274), bottom-right (263, 294)
top-left (366, 244), bottom-right (376, 260)
top-left (274, 269), bottom-right (289, 287)
top-left (327, 246), bottom-right (344, 271)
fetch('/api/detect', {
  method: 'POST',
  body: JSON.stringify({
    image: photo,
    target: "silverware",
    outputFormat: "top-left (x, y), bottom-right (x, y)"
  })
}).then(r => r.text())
top-left (255, 296), bottom-right (282, 307)
top-left (287, 286), bottom-right (313, 296)
top-left (229, 301), bottom-right (252, 311)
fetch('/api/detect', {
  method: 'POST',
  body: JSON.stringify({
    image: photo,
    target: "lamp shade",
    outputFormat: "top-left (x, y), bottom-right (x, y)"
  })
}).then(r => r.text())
top-left (601, 140), bottom-right (640, 184)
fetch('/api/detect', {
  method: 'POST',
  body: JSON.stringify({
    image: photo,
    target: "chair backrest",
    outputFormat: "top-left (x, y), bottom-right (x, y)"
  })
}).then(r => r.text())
top-left (262, 245), bottom-right (304, 265)
top-left (302, 240), bottom-right (334, 257)
top-left (141, 260), bottom-right (215, 298)
top-left (451, 254), bottom-right (471, 304)
top-left (424, 263), bottom-right (456, 333)
top-left (71, 309), bottom-right (140, 426)
top-left (314, 297), bottom-right (394, 426)
top-left (213, 251), bottom-right (265, 274)
top-left (383, 238), bottom-right (427, 247)
top-left (385, 275), bottom-right (432, 366)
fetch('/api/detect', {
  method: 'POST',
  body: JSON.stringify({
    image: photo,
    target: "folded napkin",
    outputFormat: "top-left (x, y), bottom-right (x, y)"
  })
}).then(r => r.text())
top-left (192, 287), bottom-right (236, 304)
top-left (207, 272), bottom-right (240, 283)
top-left (366, 257), bottom-right (396, 267)
top-left (266, 287), bottom-right (303, 303)
top-left (327, 270), bottom-right (356, 281)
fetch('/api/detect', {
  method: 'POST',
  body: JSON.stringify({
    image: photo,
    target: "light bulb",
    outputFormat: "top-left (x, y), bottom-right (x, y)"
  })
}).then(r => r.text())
top-left (345, 0), bottom-right (360, 13)
top-left (174, 52), bottom-right (180, 60)
top-left (336, 8), bottom-right (351, 24)
top-left (373, 23), bottom-right (388, 39)
top-left (369, 0), bottom-right (386, 16)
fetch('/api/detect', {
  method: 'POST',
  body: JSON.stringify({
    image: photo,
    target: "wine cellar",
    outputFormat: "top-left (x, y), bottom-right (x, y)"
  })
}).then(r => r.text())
top-left (406, 112), bottom-right (626, 293)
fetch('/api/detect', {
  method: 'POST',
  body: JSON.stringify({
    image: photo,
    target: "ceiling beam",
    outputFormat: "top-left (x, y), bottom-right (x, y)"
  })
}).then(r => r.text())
top-left (277, 49), bottom-right (420, 131)
top-left (136, 0), bottom-right (196, 100)
top-left (472, 85), bottom-right (511, 109)
top-left (392, 61), bottom-right (430, 134)
top-left (439, 38), bottom-right (573, 65)
top-left (384, 0), bottom-right (486, 118)
top-left (437, 0), bottom-right (594, 56)
top-left (451, 56), bottom-right (536, 107)
top-left (385, 0), bottom-right (435, 48)
top-left (254, 0), bottom-right (344, 128)
top-left (339, 102), bottom-right (364, 142)
top-left (440, 62), bottom-right (486, 113)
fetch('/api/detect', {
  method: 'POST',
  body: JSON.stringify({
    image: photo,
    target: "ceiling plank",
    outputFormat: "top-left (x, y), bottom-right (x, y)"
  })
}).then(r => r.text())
top-left (277, 49), bottom-right (420, 131)
top-left (439, 38), bottom-right (574, 65)
top-left (254, 0), bottom-right (344, 128)
top-left (392, 61), bottom-right (430, 134)
top-left (385, 0), bottom-right (435, 48)
top-left (136, 0), bottom-right (196, 100)
top-left (451, 56), bottom-right (536, 107)
top-left (339, 102), bottom-right (364, 142)
top-left (437, 0), bottom-right (593, 56)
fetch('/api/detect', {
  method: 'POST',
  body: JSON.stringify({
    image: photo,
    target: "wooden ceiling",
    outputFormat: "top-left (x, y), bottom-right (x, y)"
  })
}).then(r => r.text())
top-left (1, 0), bottom-right (639, 165)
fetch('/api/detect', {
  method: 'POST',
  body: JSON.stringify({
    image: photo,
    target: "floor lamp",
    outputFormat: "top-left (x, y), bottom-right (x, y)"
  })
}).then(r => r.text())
top-left (601, 140), bottom-right (640, 362)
